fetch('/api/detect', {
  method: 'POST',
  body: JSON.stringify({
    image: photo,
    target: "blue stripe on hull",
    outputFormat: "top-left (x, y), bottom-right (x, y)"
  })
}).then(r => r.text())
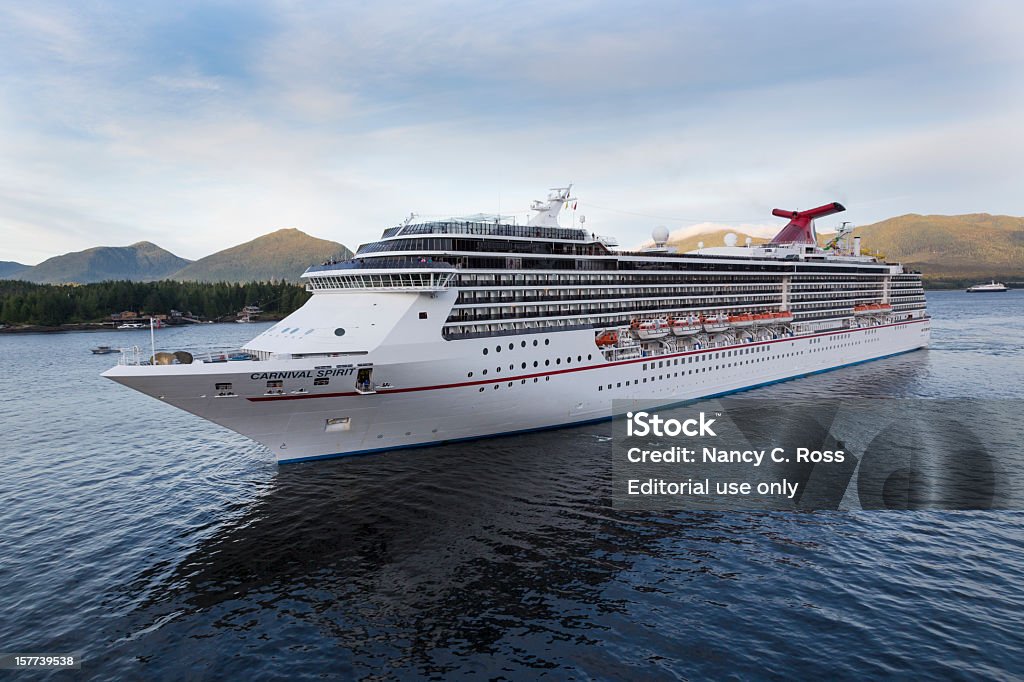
top-left (279, 345), bottom-right (927, 465)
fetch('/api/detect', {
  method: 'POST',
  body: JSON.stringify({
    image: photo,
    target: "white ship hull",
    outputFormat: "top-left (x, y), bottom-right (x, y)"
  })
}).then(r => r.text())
top-left (104, 318), bottom-right (930, 464)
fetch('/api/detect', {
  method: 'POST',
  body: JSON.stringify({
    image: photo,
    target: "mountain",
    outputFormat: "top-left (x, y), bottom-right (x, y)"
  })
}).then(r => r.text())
top-left (663, 214), bottom-right (1024, 282)
top-left (170, 228), bottom-right (353, 283)
top-left (852, 214), bottom-right (1024, 277)
top-left (10, 242), bottom-right (191, 284)
top-left (665, 230), bottom-right (770, 252)
top-left (0, 261), bottom-right (28, 278)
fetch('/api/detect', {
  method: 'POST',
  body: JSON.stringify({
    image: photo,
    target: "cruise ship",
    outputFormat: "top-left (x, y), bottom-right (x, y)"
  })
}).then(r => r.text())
top-left (103, 187), bottom-right (930, 463)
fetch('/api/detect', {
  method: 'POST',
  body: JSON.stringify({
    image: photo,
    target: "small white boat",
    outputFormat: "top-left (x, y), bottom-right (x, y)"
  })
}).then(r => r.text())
top-left (117, 323), bottom-right (146, 329)
top-left (967, 280), bottom-right (1008, 293)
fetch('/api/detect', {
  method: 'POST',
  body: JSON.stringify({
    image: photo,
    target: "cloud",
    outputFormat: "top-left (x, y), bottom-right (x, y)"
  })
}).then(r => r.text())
top-left (0, 1), bottom-right (1022, 264)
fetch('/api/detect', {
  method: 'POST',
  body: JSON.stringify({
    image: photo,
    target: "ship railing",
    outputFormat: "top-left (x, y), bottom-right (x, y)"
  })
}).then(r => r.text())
top-left (306, 270), bottom-right (456, 292)
top-left (117, 345), bottom-right (261, 366)
top-left (304, 258), bottom-right (456, 273)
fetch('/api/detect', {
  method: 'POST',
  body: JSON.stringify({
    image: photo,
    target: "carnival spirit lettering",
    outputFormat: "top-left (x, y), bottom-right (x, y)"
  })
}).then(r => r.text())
top-left (249, 368), bottom-right (356, 381)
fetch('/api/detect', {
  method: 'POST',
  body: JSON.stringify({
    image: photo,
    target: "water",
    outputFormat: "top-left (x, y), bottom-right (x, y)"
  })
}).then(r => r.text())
top-left (1, 291), bottom-right (1022, 679)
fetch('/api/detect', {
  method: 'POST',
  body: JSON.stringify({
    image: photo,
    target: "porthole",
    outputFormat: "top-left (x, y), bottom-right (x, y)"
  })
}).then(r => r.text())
top-left (545, 360), bottom-right (550, 366)
top-left (334, 328), bottom-right (346, 336)
top-left (508, 343), bottom-right (514, 350)
top-left (467, 372), bottom-right (473, 377)
top-left (479, 387), bottom-right (484, 392)
top-left (483, 348), bottom-right (488, 355)
top-left (521, 341), bottom-right (527, 348)
top-left (544, 339), bottom-right (550, 345)
top-left (533, 340), bottom-right (539, 347)
top-left (522, 362), bottom-right (527, 369)
top-left (556, 358), bottom-right (561, 365)
top-left (496, 346), bottom-right (501, 353)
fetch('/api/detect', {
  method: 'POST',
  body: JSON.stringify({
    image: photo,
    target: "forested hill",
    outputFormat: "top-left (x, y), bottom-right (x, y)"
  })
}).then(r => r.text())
top-left (170, 228), bottom-right (353, 283)
top-left (13, 242), bottom-right (190, 284)
top-left (0, 261), bottom-right (27, 278)
top-left (0, 280), bottom-right (310, 327)
top-left (852, 213), bottom-right (1024, 278)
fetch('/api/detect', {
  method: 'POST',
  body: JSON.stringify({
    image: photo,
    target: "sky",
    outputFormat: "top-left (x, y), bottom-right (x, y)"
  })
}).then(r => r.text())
top-left (1, 0), bottom-right (1022, 264)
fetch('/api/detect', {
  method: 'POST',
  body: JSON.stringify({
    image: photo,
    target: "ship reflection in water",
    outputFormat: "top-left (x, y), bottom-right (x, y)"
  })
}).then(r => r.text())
top-left (110, 433), bottom-right (851, 678)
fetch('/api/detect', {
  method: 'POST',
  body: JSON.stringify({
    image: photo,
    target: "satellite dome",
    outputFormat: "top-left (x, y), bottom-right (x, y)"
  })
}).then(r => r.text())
top-left (724, 232), bottom-right (738, 247)
top-left (652, 225), bottom-right (670, 246)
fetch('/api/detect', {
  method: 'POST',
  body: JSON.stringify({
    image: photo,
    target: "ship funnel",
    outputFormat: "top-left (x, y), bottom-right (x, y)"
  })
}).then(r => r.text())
top-left (769, 202), bottom-right (845, 244)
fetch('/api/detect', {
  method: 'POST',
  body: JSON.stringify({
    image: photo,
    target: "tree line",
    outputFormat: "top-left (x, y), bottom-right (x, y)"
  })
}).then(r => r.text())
top-left (0, 280), bottom-right (311, 326)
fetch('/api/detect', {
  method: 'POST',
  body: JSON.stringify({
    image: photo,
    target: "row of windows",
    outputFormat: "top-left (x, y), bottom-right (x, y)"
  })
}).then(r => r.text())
top-left (478, 376), bottom-right (553, 391)
top-left (454, 272), bottom-right (901, 286)
top-left (358, 237), bottom-right (608, 257)
top-left (468, 352), bottom-right (595, 377)
top-left (355, 253), bottom-right (899, 276)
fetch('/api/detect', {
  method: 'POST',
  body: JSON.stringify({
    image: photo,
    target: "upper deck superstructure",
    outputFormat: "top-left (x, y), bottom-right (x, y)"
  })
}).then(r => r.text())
top-left (250, 186), bottom-right (925, 355)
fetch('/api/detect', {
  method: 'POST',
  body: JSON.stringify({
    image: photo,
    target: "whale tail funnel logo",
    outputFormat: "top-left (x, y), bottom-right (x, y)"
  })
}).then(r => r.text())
top-left (769, 202), bottom-right (845, 245)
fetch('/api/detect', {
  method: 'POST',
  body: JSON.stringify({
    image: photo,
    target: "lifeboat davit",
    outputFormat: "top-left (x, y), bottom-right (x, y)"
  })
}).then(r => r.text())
top-left (774, 311), bottom-right (793, 324)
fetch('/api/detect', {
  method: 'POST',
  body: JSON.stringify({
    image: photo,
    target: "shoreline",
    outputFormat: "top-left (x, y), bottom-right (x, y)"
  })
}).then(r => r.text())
top-left (0, 319), bottom-right (279, 335)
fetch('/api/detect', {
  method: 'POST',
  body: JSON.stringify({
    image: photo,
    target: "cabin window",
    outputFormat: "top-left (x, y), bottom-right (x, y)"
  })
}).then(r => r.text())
top-left (419, 312), bottom-right (428, 319)
top-left (334, 328), bottom-right (346, 336)
top-left (266, 380), bottom-right (283, 388)
top-left (314, 378), bottom-right (330, 386)
top-left (215, 382), bottom-right (232, 391)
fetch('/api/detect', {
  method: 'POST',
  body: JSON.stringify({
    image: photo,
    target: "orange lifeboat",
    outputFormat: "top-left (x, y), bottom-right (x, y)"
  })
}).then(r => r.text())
top-left (774, 311), bottom-right (794, 323)
top-left (729, 313), bottom-right (754, 328)
top-left (595, 330), bottom-right (619, 347)
top-left (669, 315), bottom-right (701, 336)
top-left (702, 313), bottom-right (729, 334)
top-left (634, 319), bottom-right (670, 340)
